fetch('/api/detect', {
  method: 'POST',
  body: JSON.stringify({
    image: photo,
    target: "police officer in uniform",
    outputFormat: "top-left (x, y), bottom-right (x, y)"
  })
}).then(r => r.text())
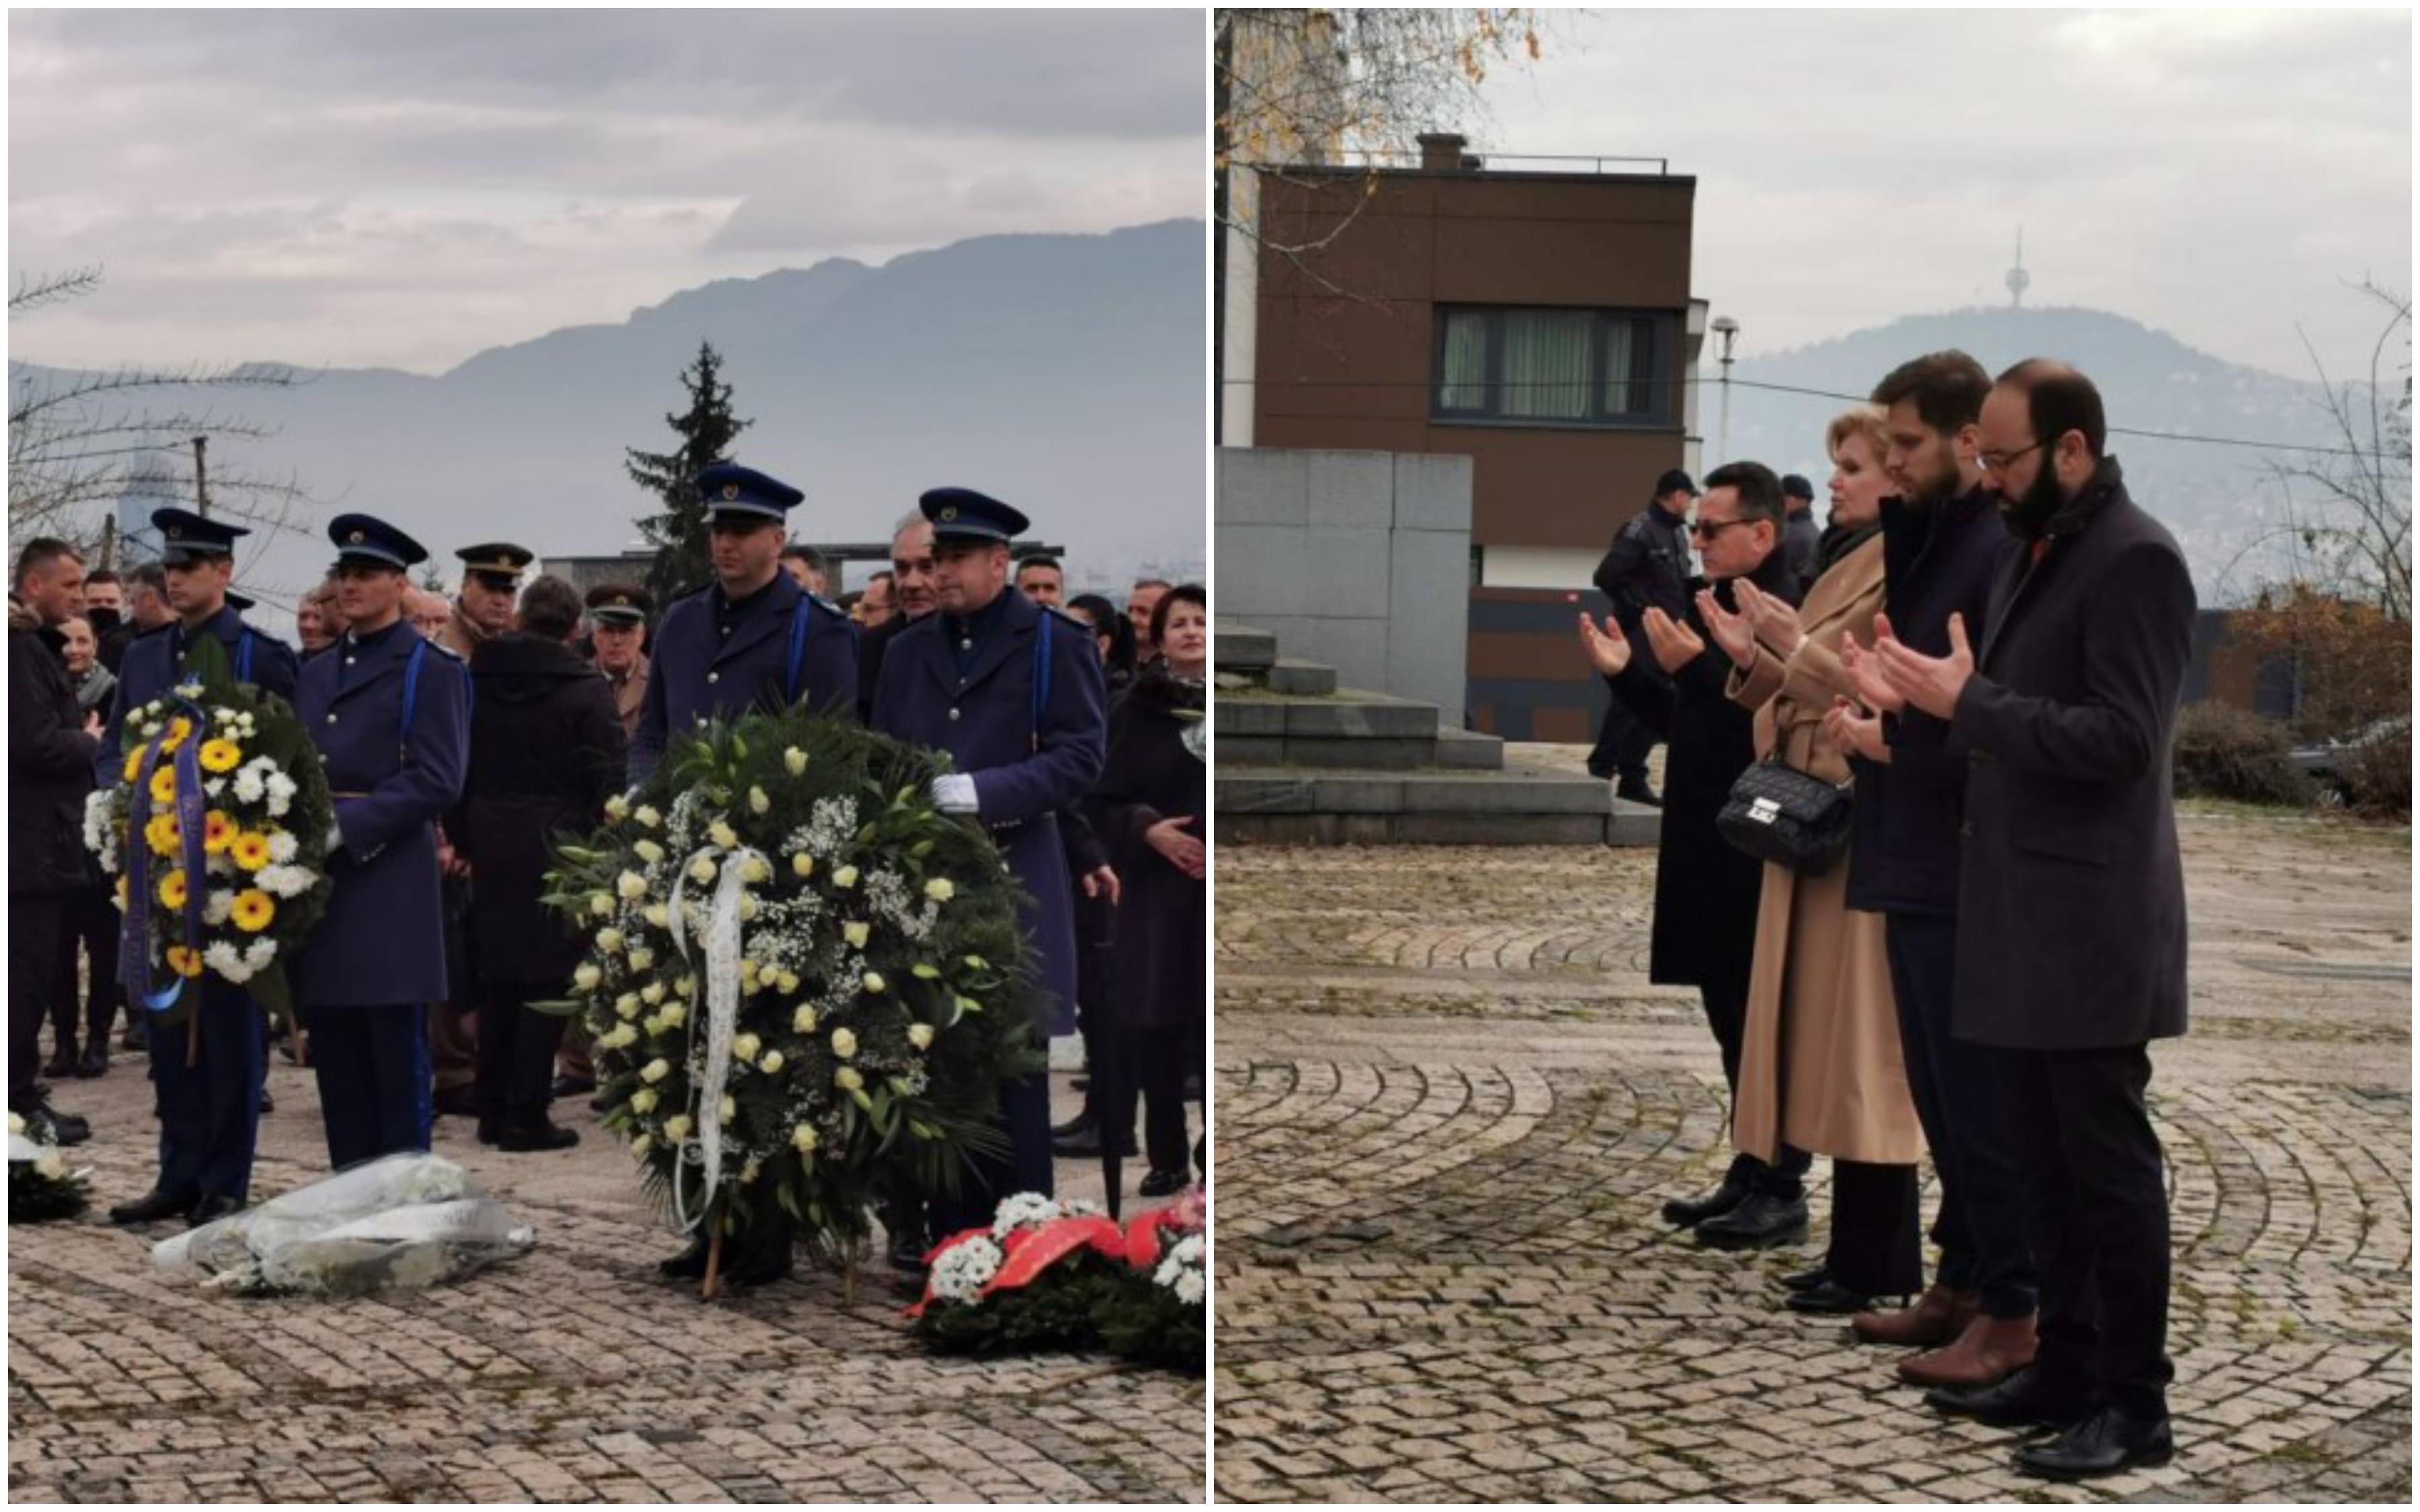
top-left (642, 465), bottom-right (856, 1287)
top-left (294, 515), bottom-right (471, 1170)
top-left (100, 509), bottom-right (300, 1226)
top-left (871, 487), bottom-right (1108, 1238)
top-left (629, 464), bottom-right (857, 786)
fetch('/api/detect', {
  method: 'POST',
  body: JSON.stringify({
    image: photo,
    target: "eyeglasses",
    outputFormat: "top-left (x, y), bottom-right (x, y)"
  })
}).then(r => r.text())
top-left (1977, 439), bottom-right (2044, 474)
top-left (1689, 517), bottom-right (1753, 542)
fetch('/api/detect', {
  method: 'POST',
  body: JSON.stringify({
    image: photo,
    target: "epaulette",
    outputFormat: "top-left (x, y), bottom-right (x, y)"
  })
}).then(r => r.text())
top-left (1044, 605), bottom-right (1094, 633)
top-left (427, 640), bottom-right (466, 662)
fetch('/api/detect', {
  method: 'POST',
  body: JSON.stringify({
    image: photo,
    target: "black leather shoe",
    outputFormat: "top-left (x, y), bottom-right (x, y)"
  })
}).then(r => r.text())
top-left (1781, 1263), bottom-right (1830, 1293)
top-left (590, 1090), bottom-right (615, 1114)
top-left (258, 1088), bottom-right (274, 1115)
top-left (1661, 1170), bottom-right (1753, 1228)
top-left (187, 1193), bottom-right (245, 1228)
top-left (1927, 1365), bottom-right (2103, 1429)
top-left (432, 1085), bottom-right (480, 1118)
top-left (1785, 1279), bottom-right (1876, 1315)
top-left (1139, 1167), bottom-right (1188, 1198)
top-left (476, 1119), bottom-right (503, 1146)
top-left (658, 1234), bottom-right (713, 1279)
top-left (76, 1043), bottom-right (108, 1079)
top-left (1615, 776), bottom-right (1662, 808)
top-left (550, 1074), bottom-right (595, 1101)
top-left (495, 1122), bottom-right (579, 1152)
top-left (1053, 1127), bottom-right (1104, 1158)
top-left (110, 1185), bottom-right (201, 1226)
top-left (2014, 1407), bottom-right (2174, 1480)
top-left (1695, 1191), bottom-right (1809, 1250)
top-left (22, 1102), bottom-right (91, 1147)
top-left (42, 1046), bottom-right (79, 1081)
top-left (1051, 1111), bottom-right (1094, 1140)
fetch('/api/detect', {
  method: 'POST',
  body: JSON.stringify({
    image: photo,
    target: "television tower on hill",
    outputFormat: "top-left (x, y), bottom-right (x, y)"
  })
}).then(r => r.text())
top-left (2005, 227), bottom-right (2030, 308)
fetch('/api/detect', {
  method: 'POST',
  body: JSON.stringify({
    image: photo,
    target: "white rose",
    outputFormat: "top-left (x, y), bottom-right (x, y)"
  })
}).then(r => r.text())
top-left (662, 1114), bottom-right (692, 1141)
top-left (639, 1058), bottom-right (670, 1084)
top-left (614, 993), bottom-right (641, 1021)
top-left (571, 964), bottom-right (603, 993)
top-left (741, 855), bottom-right (771, 884)
top-left (596, 927), bottom-right (626, 954)
top-left (640, 981), bottom-right (666, 1006)
top-left (832, 864), bottom-right (859, 890)
top-left (783, 747), bottom-right (807, 775)
top-left (718, 1095), bottom-right (735, 1122)
top-left (732, 1033), bottom-right (762, 1062)
top-left (643, 903), bottom-right (670, 929)
top-left (35, 1154), bottom-right (66, 1181)
top-left (659, 1001), bottom-right (686, 1028)
top-left (791, 852), bottom-right (815, 878)
top-left (924, 878), bottom-right (955, 903)
top-left (604, 794), bottom-right (630, 823)
top-left (616, 871), bottom-right (647, 900)
top-left (737, 893), bottom-right (760, 922)
top-left (791, 1123), bottom-right (818, 1153)
top-left (634, 805), bottom-right (661, 829)
top-left (631, 1132), bottom-right (653, 1156)
top-left (707, 819), bottom-right (738, 850)
top-left (5, 1111), bottom-right (24, 1134)
top-left (843, 921), bottom-right (871, 949)
top-left (634, 839), bottom-right (665, 866)
top-left (748, 786), bottom-right (770, 815)
top-left (775, 970), bottom-right (800, 995)
top-left (861, 971), bottom-right (887, 995)
top-left (588, 892), bottom-right (614, 917)
top-left (625, 946), bottom-right (654, 973)
top-left (907, 1023), bottom-right (935, 1052)
top-left (758, 1050), bottom-right (784, 1075)
top-left (834, 1066), bottom-right (864, 1092)
top-left (830, 1027), bottom-right (858, 1059)
top-left (791, 1005), bottom-right (818, 1034)
top-left (629, 1087), bottom-right (658, 1114)
top-left (687, 856), bottom-right (717, 886)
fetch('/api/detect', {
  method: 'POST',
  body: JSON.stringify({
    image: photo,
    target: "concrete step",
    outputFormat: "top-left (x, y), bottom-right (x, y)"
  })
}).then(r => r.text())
top-left (1215, 767), bottom-right (1613, 816)
top-left (1215, 688), bottom-right (1440, 741)
top-left (1215, 623), bottom-right (1278, 676)
top-left (1433, 726), bottom-right (1504, 771)
top-left (1217, 736), bottom-right (1437, 770)
top-left (1221, 811), bottom-right (1621, 846)
top-left (1265, 657), bottom-right (1338, 696)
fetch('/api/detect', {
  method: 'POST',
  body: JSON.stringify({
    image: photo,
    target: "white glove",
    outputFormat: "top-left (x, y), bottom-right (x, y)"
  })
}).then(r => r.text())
top-left (930, 773), bottom-right (979, 814)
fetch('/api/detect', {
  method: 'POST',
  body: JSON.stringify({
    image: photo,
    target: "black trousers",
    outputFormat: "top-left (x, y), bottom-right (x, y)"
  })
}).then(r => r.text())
top-left (475, 979), bottom-right (570, 1131)
top-left (307, 1003), bottom-right (432, 1171)
top-left (48, 886), bottom-right (122, 1053)
top-left (1588, 680), bottom-right (1659, 782)
top-left (151, 980), bottom-right (264, 1202)
top-left (1699, 970), bottom-right (1811, 1195)
top-left (1824, 1159), bottom-right (1924, 1298)
top-left (2001, 1042), bottom-right (2173, 1419)
top-left (1884, 911), bottom-right (2037, 1318)
top-left (9, 894), bottom-right (66, 1108)
top-left (1118, 1023), bottom-right (1194, 1173)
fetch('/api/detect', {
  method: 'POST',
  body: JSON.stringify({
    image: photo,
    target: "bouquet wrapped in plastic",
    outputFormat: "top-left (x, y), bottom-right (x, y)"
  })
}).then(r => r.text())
top-left (151, 1153), bottom-right (532, 1296)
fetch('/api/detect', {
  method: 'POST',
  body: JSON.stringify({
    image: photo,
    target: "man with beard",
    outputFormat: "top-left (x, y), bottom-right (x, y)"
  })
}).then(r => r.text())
top-left (99, 509), bottom-right (300, 1226)
top-left (1578, 461), bottom-right (1809, 1248)
top-left (1864, 362), bottom-right (2191, 1480)
top-left (1823, 351), bottom-right (2039, 1393)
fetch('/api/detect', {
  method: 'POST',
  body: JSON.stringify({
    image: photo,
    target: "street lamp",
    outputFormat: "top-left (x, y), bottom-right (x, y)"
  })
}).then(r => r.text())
top-left (1710, 316), bottom-right (1740, 463)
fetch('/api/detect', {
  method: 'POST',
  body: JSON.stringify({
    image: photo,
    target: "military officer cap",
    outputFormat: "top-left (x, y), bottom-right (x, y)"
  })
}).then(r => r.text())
top-left (585, 582), bottom-right (653, 626)
top-left (920, 487), bottom-right (1029, 546)
top-left (456, 542), bottom-right (535, 591)
top-left (327, 512), bottom-right (428, 572)
top-left (151, 507), bottom-right (249, 565)
top-left (696, 464), bottom-right (803, 526)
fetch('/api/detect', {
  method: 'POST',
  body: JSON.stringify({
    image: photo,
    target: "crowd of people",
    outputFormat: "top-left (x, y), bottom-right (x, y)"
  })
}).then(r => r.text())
top-left (8, 473), bottom-right (1206, 1292)
top-left (1582, 353), bottom-right (2195, 1483)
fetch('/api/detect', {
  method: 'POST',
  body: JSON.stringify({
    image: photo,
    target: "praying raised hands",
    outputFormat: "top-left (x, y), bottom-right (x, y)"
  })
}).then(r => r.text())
top-left (1733, 579), bottom-right (1806, 659)
top-left (1693, 588), bottom-right (1758, 670)
top-left (1640, 607), bottom-right (1707, 675)
top-left (1576, 611), bottom-right (1632, 677)
top-left (1874, 612), bottom-right (1977, 720)
top-left (1839, 613), bottom-right (1909, 714)
top-left (1822, 696), bottom-right (1889, 763)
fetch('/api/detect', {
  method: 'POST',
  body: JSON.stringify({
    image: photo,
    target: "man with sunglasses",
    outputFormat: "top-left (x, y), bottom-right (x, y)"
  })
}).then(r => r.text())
top-left (1578, 460), bottom-right (1808, 1249)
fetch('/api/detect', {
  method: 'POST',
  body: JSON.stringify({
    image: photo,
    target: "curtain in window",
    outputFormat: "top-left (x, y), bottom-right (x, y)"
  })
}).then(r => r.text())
top-left (1437, 310), bottom-right (1488, 411)
top-left (1603, 318), bottom-right (1638, 415)
top-left (1501, 309), bottom-right (1590, 419)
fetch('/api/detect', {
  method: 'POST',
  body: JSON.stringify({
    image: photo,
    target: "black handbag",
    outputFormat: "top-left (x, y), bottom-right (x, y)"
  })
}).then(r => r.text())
top-left (1716, 754), bottom-right (1854, 873)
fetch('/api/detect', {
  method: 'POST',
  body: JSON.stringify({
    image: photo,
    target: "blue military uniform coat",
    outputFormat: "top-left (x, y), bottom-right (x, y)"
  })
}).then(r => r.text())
top-left (294, 620), bottom-right (470, 1007)
top-left (101, 603), bottom-right (300, 1202)
top-left (630, 571), bottom-right (859, 782)
top-left (871, 590), bottom-right (1107, 1034)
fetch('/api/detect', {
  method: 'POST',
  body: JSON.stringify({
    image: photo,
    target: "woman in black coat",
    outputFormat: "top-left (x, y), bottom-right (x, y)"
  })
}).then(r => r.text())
top-left (451, 576), bottom-right (626, 1150)
top-left (1086, 584), bottom-right (1206, 1196)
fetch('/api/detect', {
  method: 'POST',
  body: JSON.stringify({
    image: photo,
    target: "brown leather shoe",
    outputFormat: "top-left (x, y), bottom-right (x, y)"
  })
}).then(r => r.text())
top-left (1852, 1283), bottom-right (1978, 1347)
top-left (1896, 1311), bottom-right (2038, 1389)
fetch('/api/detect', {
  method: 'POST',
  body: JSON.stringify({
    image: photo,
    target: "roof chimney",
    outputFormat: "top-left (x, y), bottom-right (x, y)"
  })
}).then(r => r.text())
top-left (1418, 132), bottom-right (1469, 172)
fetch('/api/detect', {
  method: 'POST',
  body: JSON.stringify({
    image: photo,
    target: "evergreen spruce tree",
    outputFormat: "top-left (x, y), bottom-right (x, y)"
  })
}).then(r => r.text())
top-left (627, 342), bottom-right (752, 605)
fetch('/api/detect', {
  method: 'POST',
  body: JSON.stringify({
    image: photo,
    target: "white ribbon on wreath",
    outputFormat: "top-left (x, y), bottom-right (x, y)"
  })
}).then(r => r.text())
top-left (664, 842), bottom-right (761, 1233)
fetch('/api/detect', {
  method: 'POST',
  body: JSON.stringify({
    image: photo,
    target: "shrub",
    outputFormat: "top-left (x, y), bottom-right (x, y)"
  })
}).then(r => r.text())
top-left (2171, 702), bottom-right (2312, 806)
top-left (2342, 726), bottom-right (2412, 818)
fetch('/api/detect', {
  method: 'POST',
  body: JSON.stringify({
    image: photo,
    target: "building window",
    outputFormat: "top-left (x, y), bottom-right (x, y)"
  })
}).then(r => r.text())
top-left (1433, 306), bottom-right (1675, 427)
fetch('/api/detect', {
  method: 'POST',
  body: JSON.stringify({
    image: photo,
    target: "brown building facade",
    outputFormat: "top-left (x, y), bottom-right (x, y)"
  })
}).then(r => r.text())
top-left (1238, 137), bottom-right (1702, 736)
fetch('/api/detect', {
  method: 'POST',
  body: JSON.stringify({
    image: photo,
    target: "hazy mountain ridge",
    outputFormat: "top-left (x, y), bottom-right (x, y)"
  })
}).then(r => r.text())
top-left (1729, 304), bottom-right (2381, 601)
top-left (17, 220), bottom-right (1207, 620)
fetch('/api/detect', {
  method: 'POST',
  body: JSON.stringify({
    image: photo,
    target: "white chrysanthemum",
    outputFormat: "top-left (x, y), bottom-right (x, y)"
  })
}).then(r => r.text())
top-left (264, 771), bottom-right (296, 817)
top-left (266, 831), bottom-right (299, 864)
top-left (991, 1192), bottom-right (1061, 1238)
top-left (203, 941), bottom-right (245, 980)
top-left (232, 769), bottom-right (267, 804)
top-left (243, 938), bottom-right (276, 968)
top-left (203, 890), bottom-right (236, 927)
top-left (1172, 1271), bottom-right (1206, 1306)
top-left (928, 1234), bottom-right (1004, 1303)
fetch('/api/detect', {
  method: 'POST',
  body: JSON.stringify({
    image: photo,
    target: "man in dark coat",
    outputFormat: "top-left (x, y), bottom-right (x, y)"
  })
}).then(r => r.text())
top-left (1827, 351), bottom-right (2040, 1392)
top-left (873, 487), bottom-right (1108, 1235)
top-left (1870, 362), bottom-right (2191, 1482)
top-left (629, 464), bottom-right (858, 786)
top-left (1580, 461), bottom-right (1808, 1248)
top-left (294, 513), bottom-right (471, 1171)
top-left (454, 575), bottom-right (624, 1151)
top-left (9, 539), bottom-right (100, 1145)
top-left (856, 511), bottom-right (938, 724)
top-left (1588, 469), bottom-right (1696, 805)
top-left (1780, 473), bottom-right (1822, 591)
top-left (99, 509), bottom-right (300, 1226)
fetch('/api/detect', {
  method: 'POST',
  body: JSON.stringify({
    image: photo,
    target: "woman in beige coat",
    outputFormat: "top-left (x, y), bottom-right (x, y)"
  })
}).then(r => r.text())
top-left (1692, 407), bottom-right (1923, 1314)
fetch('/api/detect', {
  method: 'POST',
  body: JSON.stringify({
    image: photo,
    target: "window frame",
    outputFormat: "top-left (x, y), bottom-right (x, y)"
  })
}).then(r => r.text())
top-left (1430, 304), bottom-right (1679, 430)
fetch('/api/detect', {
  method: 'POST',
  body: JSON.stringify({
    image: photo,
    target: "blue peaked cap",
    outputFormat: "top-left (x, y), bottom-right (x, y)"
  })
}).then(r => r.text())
top-left (151, 507), bottom-right (248, 564)
top-left (326, 512), bottom-right (429, 571)
top-left (920, 487), bottom-right (1029, 544)
top-left (696, 463), bottom-right (803, 523)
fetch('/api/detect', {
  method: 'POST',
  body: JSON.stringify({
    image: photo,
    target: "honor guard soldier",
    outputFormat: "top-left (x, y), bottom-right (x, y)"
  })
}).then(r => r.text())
top-left (585, 582), bottom-right (654, 740)
top-left (100, 509), bottom-right (300, 1228)
top-left (871, 487), bottom-right (1108, 1232)
top-left (294, 515), bottom-right (471, 1170)
top-left (629, 464), bottom-right (858, 786)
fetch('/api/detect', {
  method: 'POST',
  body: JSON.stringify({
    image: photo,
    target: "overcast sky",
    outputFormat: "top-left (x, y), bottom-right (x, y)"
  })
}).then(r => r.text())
top-left (1463, 7), bottom-right (2411, 381)
top-left (10, 9), bottom-right (1203, 373)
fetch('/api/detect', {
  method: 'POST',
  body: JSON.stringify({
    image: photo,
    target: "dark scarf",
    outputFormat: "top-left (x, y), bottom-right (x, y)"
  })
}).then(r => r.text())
top-left (1816, 519), bottom-right (1882, 575)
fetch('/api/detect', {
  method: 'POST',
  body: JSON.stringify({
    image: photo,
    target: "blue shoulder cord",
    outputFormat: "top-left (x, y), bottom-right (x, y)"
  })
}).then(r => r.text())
top-left (235, 628), bottom-right (255, 685)
top-left (399, 638), bottom-right (428, 765)
top-left (785, 595), bottom-right (811, 703)
top-left (1031, 612), bottom-right (1051, 753)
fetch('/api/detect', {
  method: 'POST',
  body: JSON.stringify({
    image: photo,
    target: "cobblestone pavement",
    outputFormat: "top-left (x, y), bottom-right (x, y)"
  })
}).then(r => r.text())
top-left (1215, 794), bottom-right (2411, 1503)
top-left (9, 1063), bottom-right (1203, 1503)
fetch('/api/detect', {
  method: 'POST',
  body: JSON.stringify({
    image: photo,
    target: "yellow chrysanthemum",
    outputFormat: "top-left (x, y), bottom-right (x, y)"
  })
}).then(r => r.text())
top-left (231, 890), bottom-right (276, 933)
top-left (229, 831), bottom-right (272, 872)
top-left (122, 748), bottom-right (143, 783)
top-left (165, 945), bottom-right (204, 978)
top-left (198, 739), bottom-right (243, 773)
top-left (159, 717), bottom-right (194, 753)
top-left (202, 811), bottom-right (239, 855)
top-left (156, 870), bottom-right (188, 911)
top-left (145, 814), bottom-right (182, 857)
top-left (148, 766), bottom-right (179, 804)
